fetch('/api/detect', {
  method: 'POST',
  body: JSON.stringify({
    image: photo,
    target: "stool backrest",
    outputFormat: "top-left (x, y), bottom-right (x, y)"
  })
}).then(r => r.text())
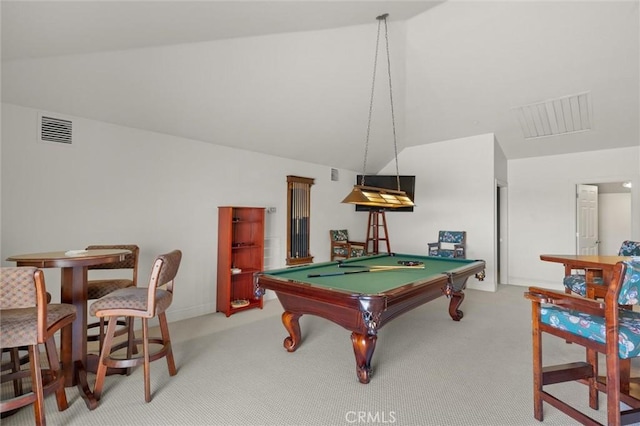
top-left (85, 244), bottom-right (140, 286)
top-left (0, 267), bottom-right (39, 309)
top-left (145, 250), bottom-right (182, 315)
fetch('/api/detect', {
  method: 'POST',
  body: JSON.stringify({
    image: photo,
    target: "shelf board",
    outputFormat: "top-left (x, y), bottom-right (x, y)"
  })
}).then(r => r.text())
top-left (229, 299), bottom-right (262, 312)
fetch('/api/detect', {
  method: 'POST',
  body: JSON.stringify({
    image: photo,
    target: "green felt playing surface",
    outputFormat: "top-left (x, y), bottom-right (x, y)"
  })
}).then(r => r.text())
top-left (263, 253), bottom-right (477, 294)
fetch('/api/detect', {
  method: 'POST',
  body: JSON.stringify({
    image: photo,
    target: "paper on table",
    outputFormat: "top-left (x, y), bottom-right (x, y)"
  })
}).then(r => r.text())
top-left (65, 250), bottom-right (88, 256)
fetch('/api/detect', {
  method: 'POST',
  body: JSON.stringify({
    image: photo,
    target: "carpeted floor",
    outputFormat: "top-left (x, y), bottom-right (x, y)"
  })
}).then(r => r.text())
top-left (1, 284), bottom-right (625, 425)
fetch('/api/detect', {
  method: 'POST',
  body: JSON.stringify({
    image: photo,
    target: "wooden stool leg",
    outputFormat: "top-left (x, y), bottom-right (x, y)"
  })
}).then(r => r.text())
top-left (126, 317), bottom-right (135, 375)
top-left (9, 348), bottom-right (24, 396)
top-left (142, 319), bottom-right (151, 402)
top-left (620, 358), bottom-right (631, 394)
top-left (98, 318), bottom-right (105, 354)
top-left (44, 337), bottom-right (68, 411)
top-left (93, 317), bottom-right (118, 401)
top-left (586, 348), bottom-right (599, 409)
top-left (158, 312), bottom-right (177, 376)
top-left (28, 345), bottom-right (45, 426)
top-left (532, 309), bottom-right (544, 421)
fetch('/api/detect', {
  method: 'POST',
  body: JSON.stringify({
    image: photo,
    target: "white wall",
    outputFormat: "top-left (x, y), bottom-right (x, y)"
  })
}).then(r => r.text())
top-left (4, 103), bottom-right (637, 323)
top-left (508, 146), bottom-right (640, 289)
top-left (379, 133), bottom-right (497, 291)
top-left (0, 103), bottom-right (364, 322)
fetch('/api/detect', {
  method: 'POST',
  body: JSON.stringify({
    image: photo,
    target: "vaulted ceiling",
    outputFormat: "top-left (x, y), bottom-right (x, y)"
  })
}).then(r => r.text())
top-left (2, 1), bottom-right (638, 172)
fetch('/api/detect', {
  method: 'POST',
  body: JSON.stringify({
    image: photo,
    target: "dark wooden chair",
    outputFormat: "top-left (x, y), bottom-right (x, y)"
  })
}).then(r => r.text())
top-left (330, 230), bottom-right (366, 261)
top-left (428, 231), bottom-right (466, 258)
top-left (525, 259), bottom-right (640, 425)
top-left (90, 250), bottom-right (182, 403)
top-left (0, 267), bottom-right (76, 425)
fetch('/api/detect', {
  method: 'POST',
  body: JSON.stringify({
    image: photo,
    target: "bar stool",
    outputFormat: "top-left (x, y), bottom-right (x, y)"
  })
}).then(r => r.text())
top-left (0, 267), bottom-right (76, 425)
top-left (90, 250), bottom-right (182, 403)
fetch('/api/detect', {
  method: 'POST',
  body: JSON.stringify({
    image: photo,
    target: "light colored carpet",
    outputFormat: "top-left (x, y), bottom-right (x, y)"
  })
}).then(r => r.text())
top-left (2, 284), bottom-right (628, 425)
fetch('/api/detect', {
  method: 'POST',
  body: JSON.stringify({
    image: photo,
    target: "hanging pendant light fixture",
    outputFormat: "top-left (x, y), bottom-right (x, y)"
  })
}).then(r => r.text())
top-left (342, 13), bottom-right (414, 209)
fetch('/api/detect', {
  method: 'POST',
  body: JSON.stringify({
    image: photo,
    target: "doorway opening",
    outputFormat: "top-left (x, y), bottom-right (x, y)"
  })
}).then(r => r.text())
top-left (576, 181), bottom-right (632, 255)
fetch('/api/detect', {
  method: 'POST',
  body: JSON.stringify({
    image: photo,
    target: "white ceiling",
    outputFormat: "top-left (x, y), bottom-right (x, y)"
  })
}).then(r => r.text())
top-left (1, 1), bottom-right (441, 61)
top-left (2, 1), bottom-right (639, 172)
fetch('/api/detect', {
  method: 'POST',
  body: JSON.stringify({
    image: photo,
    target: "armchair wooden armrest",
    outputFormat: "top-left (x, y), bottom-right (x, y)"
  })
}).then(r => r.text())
top-left (526, 286), bottom-right (605, 317)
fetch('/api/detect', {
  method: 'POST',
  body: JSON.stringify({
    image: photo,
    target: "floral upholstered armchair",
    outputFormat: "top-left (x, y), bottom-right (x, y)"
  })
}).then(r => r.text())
top-left (428, 231), bottom-right (466, 259)
top-left (525, 259), bottom-right (640, 425)
top-left (564, 240), bottom-right (640, 297)
top-left (330, 230), bottom-right (366, 261)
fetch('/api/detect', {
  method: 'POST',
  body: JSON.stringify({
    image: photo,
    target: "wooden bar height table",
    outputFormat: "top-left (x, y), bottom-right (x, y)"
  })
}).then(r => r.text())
top-left (540, 254), bottom-right (631, 299)
top-left (7, 249), bottom-right (130, 410)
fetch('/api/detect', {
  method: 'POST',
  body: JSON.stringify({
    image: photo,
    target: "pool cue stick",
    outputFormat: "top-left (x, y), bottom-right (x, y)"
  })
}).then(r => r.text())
top-left (308, 266), bottom-right (420, 278)
top-left (308, 270), bottom-right (371, 278)
top-left (338, 264), bottom-right (424, 270)
top-left (367, 265), bottom-right (425, 270)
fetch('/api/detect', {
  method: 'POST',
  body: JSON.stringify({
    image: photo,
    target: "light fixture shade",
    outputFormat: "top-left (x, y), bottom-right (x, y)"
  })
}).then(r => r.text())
top-left (342, 185), bottom-right (414, 208)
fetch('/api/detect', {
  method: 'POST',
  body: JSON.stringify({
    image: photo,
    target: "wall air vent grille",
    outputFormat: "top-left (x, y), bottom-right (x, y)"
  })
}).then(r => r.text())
top-left (512, 92), bottom-right (592, 139)
top-left (39, 114), bottom-right (73, 144)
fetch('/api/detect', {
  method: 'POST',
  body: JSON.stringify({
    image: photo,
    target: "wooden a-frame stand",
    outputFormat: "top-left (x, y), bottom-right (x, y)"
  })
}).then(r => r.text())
top-left (366, 210), bottom-right (391, 254)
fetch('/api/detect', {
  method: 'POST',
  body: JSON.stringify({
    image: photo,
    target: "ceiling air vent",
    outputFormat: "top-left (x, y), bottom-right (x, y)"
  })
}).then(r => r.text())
top-left (512, 92), bottom-right (592, 139)
top-left (39, 114), bottom-right (73, 144)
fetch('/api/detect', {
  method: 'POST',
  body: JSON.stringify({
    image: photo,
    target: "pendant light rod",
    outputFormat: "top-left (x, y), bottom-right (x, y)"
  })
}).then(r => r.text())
top-left (342, 13), bottom-right (415, 209)
top-left (361, 13), bottom-right (401, 190)
top-left (359, 14), bottom-right (385, 186)
top-left (380, 14), bottom-right (402, 192)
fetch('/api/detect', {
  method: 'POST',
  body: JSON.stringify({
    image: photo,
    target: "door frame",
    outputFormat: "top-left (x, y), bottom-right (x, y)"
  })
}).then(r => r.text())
top-left (572, 176), bottom-right (637, 255)
top-left (496, 179), bottom-right (508, 286)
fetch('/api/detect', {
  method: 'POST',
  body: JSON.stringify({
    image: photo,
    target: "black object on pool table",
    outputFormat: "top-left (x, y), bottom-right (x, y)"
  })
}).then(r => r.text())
top-left (398, 260), bottom-right (423, 266)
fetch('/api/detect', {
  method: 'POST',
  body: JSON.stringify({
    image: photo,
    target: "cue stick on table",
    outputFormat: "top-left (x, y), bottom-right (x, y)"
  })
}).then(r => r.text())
top-left (338, 264), bottom-right (425, 270)
top-left (308, 265), bottom-right (424, 278)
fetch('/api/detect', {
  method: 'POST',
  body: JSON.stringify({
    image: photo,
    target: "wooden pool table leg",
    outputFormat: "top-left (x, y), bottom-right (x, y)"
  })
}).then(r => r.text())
top-left (447, 290), bottom-right (465, 321)
top-left (281, 311), bottom-right (302, 352)
top-left (351, 332), bottom-right (377, 384)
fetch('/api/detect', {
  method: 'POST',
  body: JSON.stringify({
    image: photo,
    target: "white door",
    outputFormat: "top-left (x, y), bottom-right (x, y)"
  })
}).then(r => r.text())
top-left (576, 184), bottom-right (599, 255)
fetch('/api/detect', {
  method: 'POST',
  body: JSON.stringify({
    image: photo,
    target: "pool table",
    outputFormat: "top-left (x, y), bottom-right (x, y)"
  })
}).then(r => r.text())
top-left (255, 253), bottom-right (485, 383)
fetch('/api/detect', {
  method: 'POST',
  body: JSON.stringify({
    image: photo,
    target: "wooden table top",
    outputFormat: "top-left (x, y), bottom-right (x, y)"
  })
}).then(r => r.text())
top-left (540, 254), bottom-right (631, 268)
top-left (7, 249), bottom-right (130, 268)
